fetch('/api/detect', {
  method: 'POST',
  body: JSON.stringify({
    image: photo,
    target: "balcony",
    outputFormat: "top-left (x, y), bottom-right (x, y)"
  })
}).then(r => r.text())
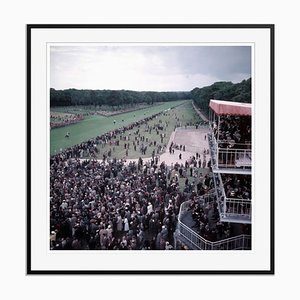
top-left (218, 197), bottom-right (251, 224)
top-left (209, 133), bottom-right (251, 175)
top-left (212, 172), bottom-right (252, 224)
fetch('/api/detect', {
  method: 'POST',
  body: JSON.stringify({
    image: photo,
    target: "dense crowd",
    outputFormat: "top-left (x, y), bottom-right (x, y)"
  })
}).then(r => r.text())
top-left (50, 107), bottom-right (250, 250)
top-left (213, 115), bottom-right (251, 148)
top-left (221, 174), bottom-right (251, 200)
top-left (50, 147), bottom-right (216, 250)
top-left (189, 197), bottom-right (231, 242)
top-left (221, 174), bottom-right (251, 216)
top-left (50, 113), bottom-right (84, 129)
top-left (188, 194), bottom-right (251, 243)
top-left (50, 155), bottom-right (194, 250)
top-left (50, 109), bottom-right (203, 250)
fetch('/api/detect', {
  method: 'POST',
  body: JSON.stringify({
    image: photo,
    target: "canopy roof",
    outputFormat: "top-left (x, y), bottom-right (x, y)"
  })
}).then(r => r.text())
top-left (209, 99), bottom-right (252, 116)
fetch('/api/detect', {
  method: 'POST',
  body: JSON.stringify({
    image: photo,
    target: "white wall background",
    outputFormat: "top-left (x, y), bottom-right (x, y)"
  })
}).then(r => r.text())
top-left (0, 1), bottom-right (296, 299)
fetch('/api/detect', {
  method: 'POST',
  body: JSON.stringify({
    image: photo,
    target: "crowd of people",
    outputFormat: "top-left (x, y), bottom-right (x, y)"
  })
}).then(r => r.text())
top-left (50, 108), bottom-right (207, 250)
top-left (211, 171), bottom-right (252, 218)
top-left (213, 115), bottom-right (251, 148)
top-left (189, 197), bottom-right (231, 242)
top-left (50, 107), bottom-right (251, 250)
top-left (188, 194), bottom-right (251, 244)
top-left (208, 117), bottom-right (252, 169)
top-left (221, 174), bottom-right (251, 200)
top-left (50, 113), bottom-right (84, 129)
top-left (54, 111), bottom-right (167, 159)
top-left (50, 154), bottom-right (196, 250)
top-left (221, 174), bottom-right (251, 216)
top-left (50, 144), bottom-right (217, 251)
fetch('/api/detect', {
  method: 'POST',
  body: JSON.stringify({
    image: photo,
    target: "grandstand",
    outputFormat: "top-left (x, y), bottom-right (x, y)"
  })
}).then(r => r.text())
top-left (208, 100), bottom-right (251, 224)
top-left (174, 99), bottom-right (252, 250)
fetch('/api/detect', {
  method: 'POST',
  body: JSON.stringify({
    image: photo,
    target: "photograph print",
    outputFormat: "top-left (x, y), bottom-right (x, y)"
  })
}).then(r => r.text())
top-left (28, 25), bottom-right (274, 273)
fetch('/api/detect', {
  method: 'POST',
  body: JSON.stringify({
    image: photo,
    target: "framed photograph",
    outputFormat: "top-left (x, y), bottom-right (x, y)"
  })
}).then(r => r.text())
top-left (27, 24), bottom-right (274, 274)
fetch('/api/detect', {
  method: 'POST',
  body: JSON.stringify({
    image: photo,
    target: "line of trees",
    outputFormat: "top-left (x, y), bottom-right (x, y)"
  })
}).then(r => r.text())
top-left (50, 78), bottom-right (251, 112)
top-left (50, 88), bottom-right (191, 107)
top-left (191, 78), bottom-right (251, 116)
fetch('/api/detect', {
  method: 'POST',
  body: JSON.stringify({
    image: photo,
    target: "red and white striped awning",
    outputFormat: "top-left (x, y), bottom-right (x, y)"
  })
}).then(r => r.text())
top-left (209, 100), bottom-right (251, 116)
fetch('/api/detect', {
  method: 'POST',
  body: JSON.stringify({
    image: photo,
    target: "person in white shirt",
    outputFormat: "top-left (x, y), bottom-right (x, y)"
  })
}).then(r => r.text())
top-left (147, 202), bottom-right (153, 215)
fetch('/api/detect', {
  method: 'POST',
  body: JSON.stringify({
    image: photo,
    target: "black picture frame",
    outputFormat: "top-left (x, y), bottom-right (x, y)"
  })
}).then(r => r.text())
top-left (27, 24), bottom-right (274, 275)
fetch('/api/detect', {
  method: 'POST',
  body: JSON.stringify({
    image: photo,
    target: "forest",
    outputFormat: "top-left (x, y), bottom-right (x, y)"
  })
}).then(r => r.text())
top-left (191, 78), bottom-right (251, 116)
top-left (50, 88), bottom-right (190, 107)
top-left (50, 78), bottom-right (251, 114)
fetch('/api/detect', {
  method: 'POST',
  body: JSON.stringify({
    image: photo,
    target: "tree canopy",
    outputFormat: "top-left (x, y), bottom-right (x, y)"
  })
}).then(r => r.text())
top-left (191, 78), bottom-right (251, 116)
top-left (50, 78), bottom-right (251, 112)
top-left (50, 88), bottom-right (191, 107)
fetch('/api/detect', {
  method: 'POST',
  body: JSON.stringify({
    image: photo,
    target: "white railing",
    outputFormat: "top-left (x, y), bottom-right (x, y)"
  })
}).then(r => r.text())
top-left (177, 221), bottom-right (209, 249)
top-left (218, 197), bottom-right (251, 223)
top-left (207, 234), bottom-right (251, 250)
top-left (201, 190), bottom-right (216, 203)
top-left (223, 198), bottom-right (251, 217)
top-left (218, 148), bottom-right (251, 169)
top-left (212, 173), bottom-right (252, 222)
top-left (176, 200), bottom-right (251, 250)
top-left (177, 219), bottom-right (251, 250)
top-left (208, 133), bottom-right (251, 170)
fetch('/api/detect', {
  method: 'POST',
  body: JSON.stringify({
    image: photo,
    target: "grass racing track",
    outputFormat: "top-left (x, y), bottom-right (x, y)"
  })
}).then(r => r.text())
top-left (50, 100), bottom-right (188, 155)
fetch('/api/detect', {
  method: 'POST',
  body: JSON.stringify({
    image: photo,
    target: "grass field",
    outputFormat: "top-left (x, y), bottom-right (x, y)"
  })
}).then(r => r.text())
top-left (50, 100), bottom-right (189, 155)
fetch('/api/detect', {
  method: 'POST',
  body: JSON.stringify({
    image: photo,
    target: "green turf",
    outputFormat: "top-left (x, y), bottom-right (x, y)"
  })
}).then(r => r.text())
top-left (50, 100), bottom-right (188, 155)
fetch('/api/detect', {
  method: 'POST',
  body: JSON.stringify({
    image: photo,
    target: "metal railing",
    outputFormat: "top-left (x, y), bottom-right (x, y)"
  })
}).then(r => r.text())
top-left (176, 200), bottom-right (251, 250)
top-left (201, 190), bottom-right (216, 203)
top-left (207, 234), bottom-right (251, 250)
top-left (218, 148), bottom-right (251, 169)
top-left (218, 197), bottom-right (251, 222)
top-left (212, 172), bottom-right (252, 222)
top-left (208, 133), bottom-right (252, 170)
top-left (217, 140), bottom-right (251, 148)
top-left (223, 198), bottom-right (251, 217)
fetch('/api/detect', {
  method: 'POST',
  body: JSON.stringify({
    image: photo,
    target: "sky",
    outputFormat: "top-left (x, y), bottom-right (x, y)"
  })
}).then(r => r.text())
top-left (50, 45), bottom-right (251, 91)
